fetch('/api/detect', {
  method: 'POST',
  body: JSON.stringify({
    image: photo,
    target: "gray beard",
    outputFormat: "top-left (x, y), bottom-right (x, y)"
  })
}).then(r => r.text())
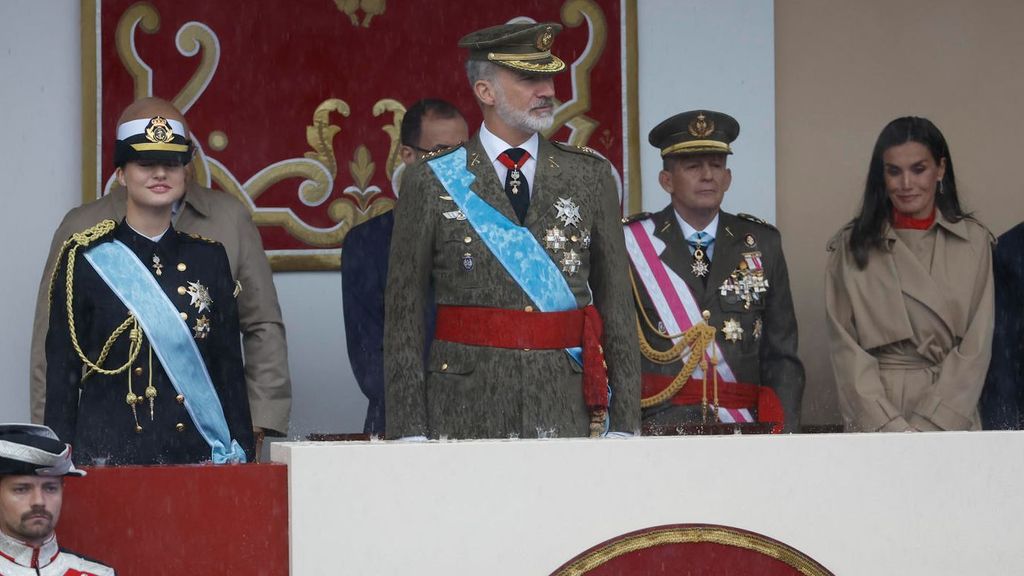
top-left (494, 91), bottom-right (554, 135)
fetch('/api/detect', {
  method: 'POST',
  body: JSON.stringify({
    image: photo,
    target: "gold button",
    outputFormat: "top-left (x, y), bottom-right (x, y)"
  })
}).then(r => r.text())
top-left (177, 263), bottom-right (187, 272)
top-left (134, 366), bottom-right (144, 376)
top-left (179, 312), bottom-right (188, 321)
top-left (463, 236), bottom-right (472, 244)
top-left (177, 286), bottom-right (187, 295)
top-left (176, 394), bottom-right (185, 404)
top-left (441, 363), bottom-right (448, 371)
top-left (176, 423), bottom-right (185, 432)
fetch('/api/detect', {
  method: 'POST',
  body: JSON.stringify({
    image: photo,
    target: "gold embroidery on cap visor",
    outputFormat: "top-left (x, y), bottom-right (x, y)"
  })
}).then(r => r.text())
top-left (660, 140), bottom-right (732, 156)
top-left (486, 51), bottom-right (566, 73)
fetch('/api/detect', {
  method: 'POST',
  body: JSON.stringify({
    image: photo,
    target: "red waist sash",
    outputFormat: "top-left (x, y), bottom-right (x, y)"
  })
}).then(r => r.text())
top-left (642, 373), bottom-right (785, 433)
top-left (434, 305), bottom-right (608, 410)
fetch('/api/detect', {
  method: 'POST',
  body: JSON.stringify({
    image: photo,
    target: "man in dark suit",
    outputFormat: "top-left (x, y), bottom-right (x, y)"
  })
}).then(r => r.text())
top-left (981, 222), bottom-right (1024, 429)
top-left (624, 110), bottom-right (804, 433)
top-left (383, 22), bottom-right (640, 440)
top-left (342, 99), bottom-right (468, 435)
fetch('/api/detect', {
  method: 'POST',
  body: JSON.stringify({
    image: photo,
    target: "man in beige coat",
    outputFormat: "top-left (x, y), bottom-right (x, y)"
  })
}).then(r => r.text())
top-left (30, 97), bottom-right (291, 447)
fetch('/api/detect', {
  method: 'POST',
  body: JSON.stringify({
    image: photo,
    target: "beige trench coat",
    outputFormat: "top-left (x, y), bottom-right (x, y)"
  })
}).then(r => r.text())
top-left (825, 215), bottom-right (994, 432)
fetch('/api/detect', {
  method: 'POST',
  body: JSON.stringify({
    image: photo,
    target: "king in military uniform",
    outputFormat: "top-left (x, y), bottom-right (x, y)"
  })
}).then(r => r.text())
top-left (44, 102), bottom-right (253, 464)
top-left (624, 110), bottom-right (805, 433)
top-left (383, 22), bottom-right (640, 439)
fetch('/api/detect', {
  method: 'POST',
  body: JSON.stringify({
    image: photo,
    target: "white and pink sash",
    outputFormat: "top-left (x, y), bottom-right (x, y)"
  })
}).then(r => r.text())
top-left (625, 218), bottom-right (753, 423)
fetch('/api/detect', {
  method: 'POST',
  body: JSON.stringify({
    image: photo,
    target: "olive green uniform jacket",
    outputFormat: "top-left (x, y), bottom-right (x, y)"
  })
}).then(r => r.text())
top-left (30, 183), bottom-right (291, 436)
top-left (633, 207), bottom-right (805, 432)
top-left (825, 215), bottom-right (994, 432)
top-left (384, 134), bottom-right (640, 439)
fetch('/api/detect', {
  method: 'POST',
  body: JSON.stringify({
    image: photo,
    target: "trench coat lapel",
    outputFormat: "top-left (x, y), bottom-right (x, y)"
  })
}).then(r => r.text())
top-left (652, 206), bottom-right (706, 301)
top-left (886, 225), bottom-right (956, 334)
top-left (464, 135), bottom-right (519, 224)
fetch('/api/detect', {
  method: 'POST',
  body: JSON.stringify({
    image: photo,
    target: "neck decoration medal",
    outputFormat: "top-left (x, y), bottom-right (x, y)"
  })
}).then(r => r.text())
top-left (691, 239), bottom-right (710, 278)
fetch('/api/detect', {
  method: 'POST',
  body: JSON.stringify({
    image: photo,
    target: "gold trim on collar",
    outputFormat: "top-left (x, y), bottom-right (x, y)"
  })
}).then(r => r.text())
top-left (661, 140), bottom-right (731, 156)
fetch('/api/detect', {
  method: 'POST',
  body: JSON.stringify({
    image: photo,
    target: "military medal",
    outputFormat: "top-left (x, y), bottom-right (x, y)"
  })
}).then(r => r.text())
top-left (752, 317), bottom-right (763, 341)
top-left (462, 252), bottom-right (474, 271)
top-left (186, 280), bottom-right (213, 313)
top-left (691, 246), bottom-right (709, 278)
top-left (544, 227), bottom-right (567, 251)
top-left (510, 166), bottom-right (523, 195)
top-left (579, 230), bottom-right (591, 250)
top-left (555, 197), bottom-right (582, 228)
top-left (193, 315), bottom-right (210, 340)
top-left (561, 249), bottom-right (581, 276)
top-left (443, 210), bottom-right (467, 221)
top-left (151, 254), bottom-right (164, 276)
top-left (723, 318), bottom-right (743, 342)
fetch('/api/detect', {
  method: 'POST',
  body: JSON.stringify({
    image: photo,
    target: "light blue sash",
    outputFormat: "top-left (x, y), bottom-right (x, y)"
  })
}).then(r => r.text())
top-left (427, 148), bottom-right (583, 365)
top-left (84, 240), bottom-right (246, 463)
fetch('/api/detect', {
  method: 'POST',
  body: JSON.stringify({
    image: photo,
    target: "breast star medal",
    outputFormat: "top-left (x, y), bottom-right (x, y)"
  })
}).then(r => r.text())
top-left (723, 318), bottom-right (744, 342)
top-left (544, 227), bottom-right (567, 251)
top-left (554, 197), bottom-right (582, 228)
top-left (561, 249), bottom-right (581, 276)
top-left (186, 280), bottom-right (213, 313)
top-left (192, 315), bottom-right (210, 340)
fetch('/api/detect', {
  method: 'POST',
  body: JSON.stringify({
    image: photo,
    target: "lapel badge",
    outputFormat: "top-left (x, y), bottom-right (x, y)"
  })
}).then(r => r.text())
top-left (192, 315), bottom-right (210, 340)
top-left (560, 249), bottom-right (582, 276)
top-left (544, 227), bottom-right (567, 251)
top-left (752, 317), bottom-right (763, 341)
top-left (744, 233), bottom-right (757, 248)
top-left (186, 280), bottom-right (213, 313)
top-left (722, 318), bottom-right (743, 342)
top-left (443, 210), bottom-right (467, 221)
top-left (554, 197), bottom-right (582, 228)
top-left (151, 254), bottom-right (164, 276)
top-left (462, 252), bottom-right (474, 271)
top-left (547, 157), bottom-right (559, 168)
top-left (469, 153), bottom-right (481, 167)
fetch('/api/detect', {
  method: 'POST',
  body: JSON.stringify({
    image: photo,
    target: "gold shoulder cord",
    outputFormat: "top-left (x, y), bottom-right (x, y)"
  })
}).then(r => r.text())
top-left (629, 269), bottom-right (720, 416)
top-left (47, 220), bottom-right (144, 380)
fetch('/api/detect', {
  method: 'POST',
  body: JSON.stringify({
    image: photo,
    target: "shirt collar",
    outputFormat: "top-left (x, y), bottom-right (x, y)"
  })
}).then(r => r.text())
top-left (478, 122), bottom-right (539, 165)
top-left (676, 211), bottom-right (720, 242)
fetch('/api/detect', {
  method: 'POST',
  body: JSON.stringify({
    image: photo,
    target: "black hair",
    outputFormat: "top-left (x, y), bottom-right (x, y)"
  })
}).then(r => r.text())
top-left (400, 99), bottom-right (463, 148)
top-left (848, 116), bottom-right (968, 269)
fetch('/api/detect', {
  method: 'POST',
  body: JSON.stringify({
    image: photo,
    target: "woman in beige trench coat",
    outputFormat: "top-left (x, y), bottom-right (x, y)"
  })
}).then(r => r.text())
top-left (826, 116), bottom-right (994, 432)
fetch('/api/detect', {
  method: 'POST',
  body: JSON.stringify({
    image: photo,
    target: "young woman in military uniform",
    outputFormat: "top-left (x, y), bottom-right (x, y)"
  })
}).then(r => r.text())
top-left (44, 102), bottom-right (253, 464)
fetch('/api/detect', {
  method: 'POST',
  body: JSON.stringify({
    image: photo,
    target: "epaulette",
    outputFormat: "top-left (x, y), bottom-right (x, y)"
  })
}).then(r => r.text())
top-left (621, 211), bottom-right (652, 225)
top-left (70, 219), bottom-right (116, 248)
top-left (552, 141), bottom-right (607, 160)
top-left (184, 231), bottom-right (218, 244)
top-left (421, 142), bottom-right (465, 163)
top-left (737, 212), bottom-right (778, 231)
top-left (963, 215), bottom-right (997, 246)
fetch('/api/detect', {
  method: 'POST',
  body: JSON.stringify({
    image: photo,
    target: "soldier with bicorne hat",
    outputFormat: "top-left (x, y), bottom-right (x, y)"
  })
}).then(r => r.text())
top-left (623, 109), bottom-right (805, 433)
top-left (383, 22), bottom-right (640, 439)
top-left (0, 424), bottom-right (115, 575)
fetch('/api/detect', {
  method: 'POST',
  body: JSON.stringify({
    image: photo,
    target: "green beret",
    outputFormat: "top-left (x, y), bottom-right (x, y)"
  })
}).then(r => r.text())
top-left (458, 22), bottom-right (566, 75)
top-left (648, 110), bottom-right (740, 157)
